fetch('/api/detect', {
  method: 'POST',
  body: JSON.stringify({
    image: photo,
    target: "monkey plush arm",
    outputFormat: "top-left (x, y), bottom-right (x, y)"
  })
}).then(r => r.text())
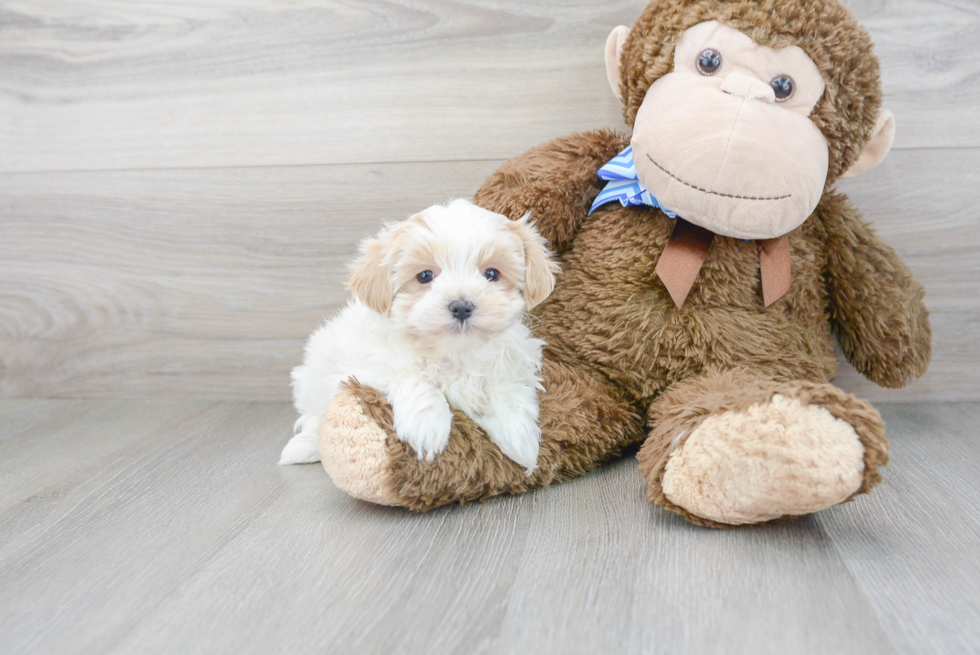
top-left (820, 193), bottom-right (931, 388)
top-left (474, 129), bottom-right (630, 251)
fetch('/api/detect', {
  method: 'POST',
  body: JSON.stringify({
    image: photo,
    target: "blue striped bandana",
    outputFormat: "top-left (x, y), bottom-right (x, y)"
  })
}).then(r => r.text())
top-left (589, 146), bottom-right (678, 217)
top-left (586, 145), bottom-right (792, 309)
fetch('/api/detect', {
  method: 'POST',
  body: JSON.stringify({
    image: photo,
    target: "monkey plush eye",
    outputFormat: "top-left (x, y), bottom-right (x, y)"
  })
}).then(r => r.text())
top-left (416, 270), bottom-right (435, 284)
top-left (484, 268), bottom-right (500, 282)
top-left (696, 49), bottom-right (723, 75)
top-left (770, 75), bottom-right (795, 101)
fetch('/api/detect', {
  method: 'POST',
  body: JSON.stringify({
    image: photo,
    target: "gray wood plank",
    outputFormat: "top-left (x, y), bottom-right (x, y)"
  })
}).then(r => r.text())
top-left (847, 0), bottom-right (980, 150)
top-left (818, 402), bottom-right (980, 655)
top-left (113, 458), bottom-right (899, 655)
top-left (0, 400), bottom-right (976, 654)
top-left (111, 472), bottom-right (539, 655)
top-left (1, 148), bottom-right (973, 402)
top-left (0, 0), bottom-right (976, 173)
top-left (0, 399), bottom-right (210, 508)
top-left (486, 461), bottom-right (895, 655)
top-left (0, 401), bottom-right (294, 655)
top-left (0, 159), bottom-right (502, 400)
top-left (1, 398), bottom-right (934, 655)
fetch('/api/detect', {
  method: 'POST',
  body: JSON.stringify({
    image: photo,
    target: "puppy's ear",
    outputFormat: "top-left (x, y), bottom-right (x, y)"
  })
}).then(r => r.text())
top-left (349, 213), bottom-right (427, 314)
top-left (347, 232), bottom-right (393, 315)
top-left (345, 219), bottom-right (404, 314)
top-left (508, 212), bottom-right (561, 310)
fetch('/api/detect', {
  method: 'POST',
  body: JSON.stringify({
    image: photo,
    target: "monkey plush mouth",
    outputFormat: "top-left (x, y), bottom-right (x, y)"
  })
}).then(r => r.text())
top-left (646, 154), bottom-right (791, 202)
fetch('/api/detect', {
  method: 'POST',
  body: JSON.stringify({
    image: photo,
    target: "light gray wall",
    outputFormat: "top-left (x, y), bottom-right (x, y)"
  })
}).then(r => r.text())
top-left (1, 0), bottom-right (976, 401)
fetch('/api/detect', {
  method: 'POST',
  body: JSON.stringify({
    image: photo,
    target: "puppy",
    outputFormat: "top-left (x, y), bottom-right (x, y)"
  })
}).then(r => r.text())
top-left (281, 199), bottom-right (560, 474)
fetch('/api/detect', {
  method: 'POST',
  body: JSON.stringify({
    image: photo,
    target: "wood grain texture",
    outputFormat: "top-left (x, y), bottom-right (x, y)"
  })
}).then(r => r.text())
top-left (0, 399), bottom-right (976, 654)
top-left (0, 398), bottom-right (210, 508)
top-left (0, 0), bottom-right (977, 173)
top-left (0, 0), bottom-right (977, 401)
top-left (0, 160), bottom-right (503, 399)
top-left (0, 400), bottom-right (291, 654)
top-left (817, 402), bottom-right (980, 655)
top-left (1, 148), bottom-right (974, 402)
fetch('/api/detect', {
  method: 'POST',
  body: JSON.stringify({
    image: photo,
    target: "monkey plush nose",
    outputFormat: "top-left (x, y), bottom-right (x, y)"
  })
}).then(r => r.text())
top-left (720, 72), bottom-right (776, 103)
top-left (449, 300), bottom-right (474, 321)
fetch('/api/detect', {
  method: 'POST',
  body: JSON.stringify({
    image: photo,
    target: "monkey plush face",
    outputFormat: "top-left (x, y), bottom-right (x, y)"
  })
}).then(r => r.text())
top-left (606, 3), bottom-right (896, 240)
top-left (630, 21), bottom-right (828, 240)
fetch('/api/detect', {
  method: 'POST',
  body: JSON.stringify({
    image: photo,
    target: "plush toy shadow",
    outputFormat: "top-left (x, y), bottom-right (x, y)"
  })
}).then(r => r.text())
top-left (318, 0), bottom-right (930, 527)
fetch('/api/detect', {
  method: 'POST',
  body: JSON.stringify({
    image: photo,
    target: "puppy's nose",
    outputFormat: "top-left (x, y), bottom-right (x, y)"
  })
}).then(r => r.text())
top-left (449, 300), bottom-right (474, 321)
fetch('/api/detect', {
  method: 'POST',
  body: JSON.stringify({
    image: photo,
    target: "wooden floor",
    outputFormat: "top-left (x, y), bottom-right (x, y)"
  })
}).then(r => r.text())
top-left (1, 399), bottom-right (978, 654)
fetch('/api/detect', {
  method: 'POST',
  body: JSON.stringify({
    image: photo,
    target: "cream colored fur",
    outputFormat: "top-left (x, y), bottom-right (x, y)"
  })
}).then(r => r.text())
top-left (840, 109), bottom-right (895, 179)
top-left (284, 199), bottom-right (559, 473)
top-left (605, 25), bottom-right (630, 103)
top-left (661, 394), bottom-right (865, 525)
top-left (319, 391), bottom-right (400, 506)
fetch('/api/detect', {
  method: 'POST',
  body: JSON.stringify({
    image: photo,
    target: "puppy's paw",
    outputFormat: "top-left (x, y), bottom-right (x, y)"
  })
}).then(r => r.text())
top-left (478, 413), bottom-right (542, 475)
top-left (279, 431), bottom-right (321, 465)
top-left (392, 396), bottom-right (453, 462)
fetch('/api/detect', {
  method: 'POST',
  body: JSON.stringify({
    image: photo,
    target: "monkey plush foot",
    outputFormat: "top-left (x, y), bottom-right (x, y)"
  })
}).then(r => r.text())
top-left (319, 387), bottom-right (403, 506)
top-left (639, 375), bottom-right (889, 527)
top-left (318, 379), bottom-right (538, 511)
top-left (319, 362), bottom-right (644, 511)
top-left (661, 396), bottom-right (865, 525)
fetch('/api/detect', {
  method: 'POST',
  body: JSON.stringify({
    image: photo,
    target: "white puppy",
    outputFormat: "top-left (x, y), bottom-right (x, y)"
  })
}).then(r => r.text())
top-left (281, 199), bottom-right (560, 474)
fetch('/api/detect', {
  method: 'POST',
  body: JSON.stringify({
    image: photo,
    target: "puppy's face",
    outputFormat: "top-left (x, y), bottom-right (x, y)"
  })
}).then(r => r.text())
top-left (349, 199), bottom-right (559, 347)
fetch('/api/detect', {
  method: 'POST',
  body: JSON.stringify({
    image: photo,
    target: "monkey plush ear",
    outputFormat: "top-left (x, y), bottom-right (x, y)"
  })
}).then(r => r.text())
top-left (605, 26), bottom-right (631, 103)
top-left (841, 109), bottom-right (896, 179)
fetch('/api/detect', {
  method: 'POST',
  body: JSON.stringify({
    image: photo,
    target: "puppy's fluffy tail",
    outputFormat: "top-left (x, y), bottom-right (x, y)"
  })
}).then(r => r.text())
top-left (279, 414), bottom-right (322, 465)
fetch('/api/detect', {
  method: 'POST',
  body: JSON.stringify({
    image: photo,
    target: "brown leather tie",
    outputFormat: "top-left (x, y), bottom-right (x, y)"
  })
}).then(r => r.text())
top-left (654, 218), bottom-right (791, 309)
top-left (757, 233), bottom-right (792, 307)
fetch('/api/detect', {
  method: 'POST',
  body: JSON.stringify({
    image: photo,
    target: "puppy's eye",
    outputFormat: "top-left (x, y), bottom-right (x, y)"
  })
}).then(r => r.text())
top-left (484, 268), bottom-right (500, 282)
top-left (416, 270), bottom-right (435, 284)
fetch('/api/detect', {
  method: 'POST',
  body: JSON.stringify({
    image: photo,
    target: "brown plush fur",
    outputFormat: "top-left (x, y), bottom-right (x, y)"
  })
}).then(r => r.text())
top-left (345, 358), bottom-right (643, 511)
top-left (321, 0), bottom-right (931, 525)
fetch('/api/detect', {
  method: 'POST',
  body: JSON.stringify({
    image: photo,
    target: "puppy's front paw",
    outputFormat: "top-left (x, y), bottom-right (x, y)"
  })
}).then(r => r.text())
top-left (392, 397), bottom-right (453, 462)
top-left (478, 413), bottom-right (542, 475)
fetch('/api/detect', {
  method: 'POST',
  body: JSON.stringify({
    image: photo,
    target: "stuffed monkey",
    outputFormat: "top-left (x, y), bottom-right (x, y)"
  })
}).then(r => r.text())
top-left (317, 0), bottom-right (931, 527)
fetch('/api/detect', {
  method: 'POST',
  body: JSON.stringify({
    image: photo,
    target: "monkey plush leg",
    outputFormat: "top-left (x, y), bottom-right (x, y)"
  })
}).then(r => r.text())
top-left (319, 359), bottom-right (644, 511)
top-left (637, 370), bottom-right (889, 528)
